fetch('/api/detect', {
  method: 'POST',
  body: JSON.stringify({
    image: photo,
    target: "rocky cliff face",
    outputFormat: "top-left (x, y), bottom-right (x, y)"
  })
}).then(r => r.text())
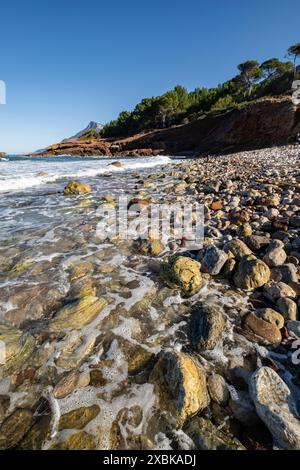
top-left (35, 97), bottom-right (300, 157)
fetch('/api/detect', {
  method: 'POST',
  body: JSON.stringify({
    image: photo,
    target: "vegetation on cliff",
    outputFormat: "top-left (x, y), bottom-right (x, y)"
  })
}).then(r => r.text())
top-left (101, 44), bottom-right (300, 139)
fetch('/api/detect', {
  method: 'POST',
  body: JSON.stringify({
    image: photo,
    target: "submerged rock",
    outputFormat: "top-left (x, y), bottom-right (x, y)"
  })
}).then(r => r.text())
top-left (0, 409), bottom-right (33, 449)
top-left (160, 256), bottom-right (202, 296)
top-left (250, 367), bottom-right (300, 450)
top-left (234, 256), bottom-right (270, 290)
top-left (189, 304), bottom-right (225, 351)
top-left (59, 405), bottom-right (100, 431)
top-left (49, 295), bottom-right (107, 330)
top-left (184, 416), bottom-right (245, 450)
top-left (150, 350), bottom-right (209, 427)
top-left (0, 324), bottom-right (35, 376)
top-left (50, 431), bottom-right (96, 450)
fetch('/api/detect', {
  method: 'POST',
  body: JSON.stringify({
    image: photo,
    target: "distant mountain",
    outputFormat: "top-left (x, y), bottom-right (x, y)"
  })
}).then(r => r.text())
top-left (61, 121), bottom-right (103, 142)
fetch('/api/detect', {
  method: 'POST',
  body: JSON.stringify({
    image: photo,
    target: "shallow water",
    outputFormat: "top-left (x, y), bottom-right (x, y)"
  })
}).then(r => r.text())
top-left (0, 154), bottom-right (252, 449)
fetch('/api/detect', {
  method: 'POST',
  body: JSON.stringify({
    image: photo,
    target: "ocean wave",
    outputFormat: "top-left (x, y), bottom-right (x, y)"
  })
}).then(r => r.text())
top-left (0, 155), bottom-right (173, 192)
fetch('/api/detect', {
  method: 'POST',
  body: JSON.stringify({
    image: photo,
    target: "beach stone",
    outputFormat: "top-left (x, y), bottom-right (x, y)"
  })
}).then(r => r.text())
top-left (59, 405), bottom-right (100, 431)
top-left (263, 247), bottom-right (287, 267)
top-left (150, 351), bottom-right (209, 427)
top-left (237, 223), bottom-right (253, 237)
top-left (224, 239), bottom-right (252, 259)
top-left (207, 374), bottom-right (229, 405)
top-left (229, 391), bottom-right (258, 426)
top-left (263, 281), bottom-right (297, 302)
top-left (49, 295), bottom-right (107, 330)
top-left (51, 431), bottom-right (96, 450)
top-left (243, 313), bottom-right (281, 344)
top-left (234, 256), bottom-right (270, 290)
top-left (189, 305), bottom-right (225, 351)
top-left (272, 264), bottom-right (298, 284)
top-left (200, 245), bottom-right (228, 275)
top-left (53, 370), bottom-right (89, 399)
top-left (250, 367), bottom-right (300, 450)
top-left (255, 308), bottom-right (284, 329)
top-left (287, 321), bottom-right (300, 338)
top-left (292, 237), bottom-right (300, 250)
top-left (136, 238), bottom-right (165, 257)
top-left (276, 298), bottom-right (298, 321)
top-left (245, 235), bottom-right (270, 251)
top-left (18, 415), bottom-right (51, 450)
top-left (160, 256), bottom-right (202, 296)
top-left (63, 180), bottom-right (92, 196)
top-left (184, 417), bottom-right (244, 450)
top-left (0, 409), bottom-right (33, 449)
top-left (0, 324), bottom-right (35, 376)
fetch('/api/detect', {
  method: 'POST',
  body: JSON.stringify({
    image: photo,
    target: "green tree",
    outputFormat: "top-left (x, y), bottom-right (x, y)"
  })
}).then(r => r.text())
top-left (287, 43), bottom-right (300, 70)
top-left (260, 58), bottom-right (293, 79)
top-left (237, 60), bottom-right (263, 96)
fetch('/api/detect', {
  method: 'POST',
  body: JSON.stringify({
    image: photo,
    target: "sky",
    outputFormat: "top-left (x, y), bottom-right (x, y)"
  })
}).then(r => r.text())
top-left (0, 0), bottom-right (300, 154)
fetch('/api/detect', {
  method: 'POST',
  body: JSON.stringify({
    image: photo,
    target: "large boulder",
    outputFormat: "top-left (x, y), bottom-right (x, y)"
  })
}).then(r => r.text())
top-left (149, 350), bottom-right (209, 427)
top-left (160, 256), bottom-right (202, 296)
top-left (250, 367), bottom-right (300, 450)
top-left (234, 256), bottom-right (270, 290)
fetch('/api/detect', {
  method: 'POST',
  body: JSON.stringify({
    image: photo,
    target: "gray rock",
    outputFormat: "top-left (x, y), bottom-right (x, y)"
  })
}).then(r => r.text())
top-left (287, 320), bottom-right (300, 338)
top-left (250, 367), bottom-right (300, 450)
top-left (276, 297), bottom-right (298, 321)
top-left (207, 374), bottom-right (229, 405)
top-left (189, 305), bottom-right (225, 351)
top-left (264, 281), bottom-right (297, 302)
top-left (229, 390), bottom-right (258, 426)
top-left (271, 264), bottom-right (298, 284)
top-left (199, 245), bottom-right (228, 275)
top-left (263, 247), bottom-right (287, 267)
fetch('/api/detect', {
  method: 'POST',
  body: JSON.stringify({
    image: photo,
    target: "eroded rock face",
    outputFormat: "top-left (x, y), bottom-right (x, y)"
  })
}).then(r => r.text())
top-left (49, 295), bottom-right (107, 330)
top-left (63, 180), bottom-right (92, 196)
top-left (0, 325), bottom-right (35, 376)
top-left (250, 367), bottom-right (300, 450)
top-left (184, 416), bottom-right (245, 450)
top-left (149, 351), bottom-right (209, 427)
top-left (189, 305), bottom-right (225, 351)
top-left (234, 256), bottom-right (270, 290)
top-left (160, 256), bottom-right (202, 296)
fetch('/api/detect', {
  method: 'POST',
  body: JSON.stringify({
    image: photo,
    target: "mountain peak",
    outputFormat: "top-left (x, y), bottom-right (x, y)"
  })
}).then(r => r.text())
top-left (61, 121), bottom-right (103, 142)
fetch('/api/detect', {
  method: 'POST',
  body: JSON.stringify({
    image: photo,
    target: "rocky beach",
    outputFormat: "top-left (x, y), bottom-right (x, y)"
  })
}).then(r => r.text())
top-left (0, 144), bottom-right (300, 450)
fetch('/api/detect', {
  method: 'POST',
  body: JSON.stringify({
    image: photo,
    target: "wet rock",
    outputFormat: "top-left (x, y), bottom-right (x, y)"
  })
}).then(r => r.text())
top-left (243, 313), bottom-right (281, 344)
top-left (59, 405), bottom-right (100, 431)
top-left (184, 416), bottom-right (244, 450)
top-left (135, 238), bottom-right (165, 257)
top-left (207, 374), bottom-right (229, 405)
top-left (250, 367), bottom-right (300, 450)
top-left (150, 351), bottom-right (209, 427)
top-left (50, 431), bottom-right (96, 450)
top-left (263, 281), bottom-right (297, 302)
top-left (109, 161), bottom-right (122, 167)
top-left (263, 247), bottom-right (287, 267)
top-left (189, 305), bottom-right (225, 351)
top-left (18, 415), bottom-right (51, 450)
top-left (0, 409), bottom-right (33, 449)
top-left (234, 256), bottom-right (270, 290)
top-left (199, 245), bottom-right (228, 275)
top-left (255, 308), bottom-right (284, 329)
top-left (63, 180), bottom-right (92, 196)
top-left (224, 239), bottom-right (252, 259)
top-left (0, 324), bottom-right (35, 376)
top-left (49, 295), bottom-right (107, 330)
top-left (276, 297), bottom-right (298, 321)
top-left (53, 370), bottom-right (90, 399)
top-left (160, 256), bottom-right (202, 297)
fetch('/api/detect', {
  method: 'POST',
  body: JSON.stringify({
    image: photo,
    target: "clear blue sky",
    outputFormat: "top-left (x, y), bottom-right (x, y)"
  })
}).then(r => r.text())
top-left (0, 0), bottom-right (299, 153)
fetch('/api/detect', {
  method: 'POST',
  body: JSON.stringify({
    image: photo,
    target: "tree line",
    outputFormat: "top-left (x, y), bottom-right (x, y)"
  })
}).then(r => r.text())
top-left (99, 43), bottom-right (300, 139)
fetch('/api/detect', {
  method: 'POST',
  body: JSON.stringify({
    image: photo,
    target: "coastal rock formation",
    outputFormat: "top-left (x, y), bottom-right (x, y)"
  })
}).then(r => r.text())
top-left (63, 180), bottom-right (92, 195)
